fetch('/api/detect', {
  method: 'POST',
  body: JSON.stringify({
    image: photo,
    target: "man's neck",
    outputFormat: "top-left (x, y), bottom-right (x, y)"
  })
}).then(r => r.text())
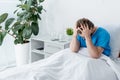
top-left (91, 26), bottom-right (97, 35)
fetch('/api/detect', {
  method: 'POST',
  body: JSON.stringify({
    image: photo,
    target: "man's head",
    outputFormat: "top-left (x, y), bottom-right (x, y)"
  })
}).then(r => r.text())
top-left (76, 18), bottom-right (94, 34)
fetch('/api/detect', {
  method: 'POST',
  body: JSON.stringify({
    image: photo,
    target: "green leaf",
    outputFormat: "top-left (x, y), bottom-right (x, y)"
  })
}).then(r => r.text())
top-left (17, 17), bottom-right (22, 22)
top-left (30, 7), bottom-right (36, 13)
top-left (33, 15), bottom-right (38, 21)
top-left (0, 33), bottom-right (3, 45)
top-left (18, 35), bottom-right (24, 44)
top-left (17, 11), bottom-right (27, 18)
top-left (39, 0), bottom-right (44, 2)
top-left (12, 22), bottom-right (25, 38)
top-left (12, 24), bottom-right (23, 34)
top-left (0, 13), bottom-right (8, 24)
top-left (24, 13), bottom-right (31, 20)
top-left (17, 4), bottom-right (21, 7)
top-left (31, 22), bottom-right (39, 35)
top-left (12, 21), bottom-right (20, 27)
top-left (27, 0), bottom-right (32, 7)
top-left (24, 1), bottom-right (27, 4)
top-left (14, 9), bottom-right (18, 14)
top-left (31, 0), bottom-right (37, 6)
top-left (0, 31), bottom-right (6, 45)
top-left (37, 14), bottom-right (41, 20)
top-left (0, 26), bottom-right (2, 28)
top-left (14, 37), bottom-right (24, 44)
top-left (14, 39), bottom-right (19, 44)
top-left (22, 26), bottom-right (32, 39)
top-left (19, 0), bottom-right (24, 2)
top-left (5, 18), bottom-right (15, 30)
top-left (20, 4), bottom-right (29, 11)
top-left (37, 6), bottom-right (43, 14)
top-left (29, 14), bottom-right (38, 22)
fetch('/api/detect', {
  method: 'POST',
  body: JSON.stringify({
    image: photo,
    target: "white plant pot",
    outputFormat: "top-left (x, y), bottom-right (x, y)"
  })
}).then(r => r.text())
top-left (14, 42), bottom-right (30, 66)
top-left (67, 35), bottom-right (73, 41)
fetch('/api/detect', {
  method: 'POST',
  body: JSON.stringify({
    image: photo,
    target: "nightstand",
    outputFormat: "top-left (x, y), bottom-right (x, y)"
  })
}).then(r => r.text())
top-left (30, 35), bottom-right (70, 62)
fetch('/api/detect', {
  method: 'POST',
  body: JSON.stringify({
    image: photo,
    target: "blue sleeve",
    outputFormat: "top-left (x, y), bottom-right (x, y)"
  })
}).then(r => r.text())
top-left (95, 32), bottom-right (110, 49)
top-left (77, 35), bottom-right (81, 42)
top-left (77, 35), bottom-right (80, 42)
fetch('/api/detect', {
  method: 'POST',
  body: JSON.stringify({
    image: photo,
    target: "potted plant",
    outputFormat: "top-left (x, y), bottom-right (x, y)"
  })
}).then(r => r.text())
top-left (0, 0), bottom-right (45, 66)
top-left (66, 27), bottom-right (73, 40)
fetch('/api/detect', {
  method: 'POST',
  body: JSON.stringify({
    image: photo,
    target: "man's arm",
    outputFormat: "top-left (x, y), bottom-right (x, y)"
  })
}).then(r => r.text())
top-left (85, 36), bottom-right (104, 58)
top-left (70, 26), bottom-right (80, 52)
top-left (80, 24), bottom-right (103, 58)
top-left (70, 35), bottom-right (80, 52)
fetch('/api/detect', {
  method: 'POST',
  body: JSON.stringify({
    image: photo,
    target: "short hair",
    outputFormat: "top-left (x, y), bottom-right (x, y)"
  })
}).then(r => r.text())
top-left (76, 18), bottom-right (94, 29)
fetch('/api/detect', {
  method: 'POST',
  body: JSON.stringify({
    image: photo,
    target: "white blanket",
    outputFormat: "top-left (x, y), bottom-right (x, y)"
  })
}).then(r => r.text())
top-left (0, 48), bottom-right (120, 80)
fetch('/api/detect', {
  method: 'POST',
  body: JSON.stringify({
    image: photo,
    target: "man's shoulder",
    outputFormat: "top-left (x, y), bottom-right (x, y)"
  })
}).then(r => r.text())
top-left (97, 27), bottom-right (110, 37)
top-left (98, 27), bottom-right (110, 34)
top-left (98, 27), bottom-right (107, 32)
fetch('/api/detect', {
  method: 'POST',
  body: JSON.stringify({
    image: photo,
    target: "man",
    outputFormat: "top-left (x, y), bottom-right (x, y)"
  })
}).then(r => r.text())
top-left (70, 18), bottom-right (111, 59)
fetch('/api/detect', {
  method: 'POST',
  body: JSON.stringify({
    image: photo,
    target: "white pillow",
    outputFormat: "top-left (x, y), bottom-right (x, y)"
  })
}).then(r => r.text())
top-left (101, 25), bottom-right (120, 59)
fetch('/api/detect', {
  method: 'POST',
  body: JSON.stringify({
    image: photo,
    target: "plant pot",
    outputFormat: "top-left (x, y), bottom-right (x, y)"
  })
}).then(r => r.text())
top-left (14, 42), bottom-right (30, 66)
top-left (67, 35), bottom-right (73, 41)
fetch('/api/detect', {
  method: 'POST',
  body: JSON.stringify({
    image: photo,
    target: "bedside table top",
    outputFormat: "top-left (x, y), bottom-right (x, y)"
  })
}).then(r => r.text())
top-left (31, 35), bottom-right (71, 46)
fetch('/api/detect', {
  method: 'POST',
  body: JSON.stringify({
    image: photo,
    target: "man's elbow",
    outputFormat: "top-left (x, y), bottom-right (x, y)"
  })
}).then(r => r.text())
top-left (70, 48), bottom-right (79, 53)
top-left (71, 50), bottom-right (78, 53)
top-left (91, 54), bottom-right (101, 59)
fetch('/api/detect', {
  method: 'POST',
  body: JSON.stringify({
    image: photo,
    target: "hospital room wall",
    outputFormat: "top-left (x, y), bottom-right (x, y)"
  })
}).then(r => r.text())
top-left (40, 0), bottom-right (120, 35)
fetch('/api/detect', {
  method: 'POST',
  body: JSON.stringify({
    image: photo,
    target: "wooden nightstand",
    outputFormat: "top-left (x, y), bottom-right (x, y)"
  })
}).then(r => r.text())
top-left (30, 35), bottom-right (70, 62)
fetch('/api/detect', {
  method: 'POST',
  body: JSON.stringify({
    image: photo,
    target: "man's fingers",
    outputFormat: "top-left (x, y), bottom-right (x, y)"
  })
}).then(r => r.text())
top-left (85, 23), bottom-right (89, 29)
top-left (78, 27), bottom-right (83, 33)
top-left (83, 24), bottom-right (86, 29)
top-left (80, 23), bottom-right (84, 30)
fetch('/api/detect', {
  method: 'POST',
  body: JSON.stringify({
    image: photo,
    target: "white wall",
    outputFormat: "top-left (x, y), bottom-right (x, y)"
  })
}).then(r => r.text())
top-left (40, 0), bottom-right (120, 36)
top-left (0, 0), bottom-right (19, 67)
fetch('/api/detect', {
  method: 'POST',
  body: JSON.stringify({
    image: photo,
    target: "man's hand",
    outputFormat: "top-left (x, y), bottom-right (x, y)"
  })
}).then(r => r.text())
top-left (70, 26), bottom-right (81, 53)
top-left (79, 24), bottom-right (92, 39)
top-left (73, 26), bottom-right (81, 37)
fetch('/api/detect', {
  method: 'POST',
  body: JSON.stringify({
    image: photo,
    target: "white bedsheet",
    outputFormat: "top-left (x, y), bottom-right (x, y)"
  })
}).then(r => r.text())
top-left (0, 48), bottom-right (120, 80)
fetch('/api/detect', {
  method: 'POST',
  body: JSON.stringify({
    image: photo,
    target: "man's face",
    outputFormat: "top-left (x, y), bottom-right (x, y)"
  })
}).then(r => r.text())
top-left (77, 25), bottom-right (93, 38)
top-left (78, 33), bottom-right (84, 38)
top-left (77, 28), bottom-right (85, 38)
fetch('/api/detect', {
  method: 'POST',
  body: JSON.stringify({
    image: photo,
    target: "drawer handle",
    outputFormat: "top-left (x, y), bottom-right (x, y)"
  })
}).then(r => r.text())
top-left (46, 45), bottom-right (61, 49)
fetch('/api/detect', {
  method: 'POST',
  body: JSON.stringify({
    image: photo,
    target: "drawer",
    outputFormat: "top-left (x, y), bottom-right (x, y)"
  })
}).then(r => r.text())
top-left (44, 42), bottom-right (64, 53)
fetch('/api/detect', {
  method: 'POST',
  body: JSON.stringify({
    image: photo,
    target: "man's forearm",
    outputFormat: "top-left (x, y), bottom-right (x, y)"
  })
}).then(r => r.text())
top-left (70, 36), bottom-right (80, 52)
top-left (85, 36), bottom-right (100, 58)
